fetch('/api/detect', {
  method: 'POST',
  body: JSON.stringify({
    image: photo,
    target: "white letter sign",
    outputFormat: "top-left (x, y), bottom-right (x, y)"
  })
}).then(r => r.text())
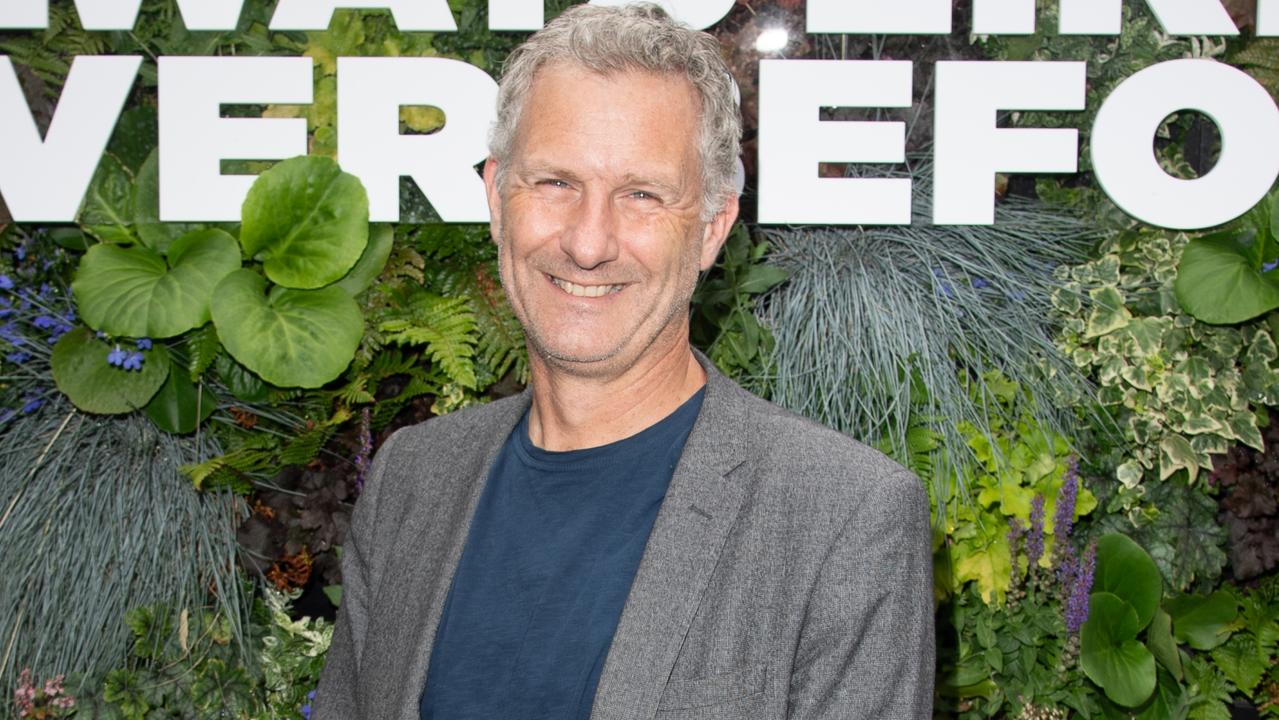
top-left (1091, 59), bottom-right (1279, 230)
top-left (338, 57), bottom-right (496, 223)
top-left (758, 60), bottom-right (913, 225)
top-left (0, 55), bottom-right (140, 221)
top-left (271, 0), bottom-right (457, 32)
top-left (159, 57), bottom-right (312, 221)
top-left (933, 61), bottom-right (1085, 224)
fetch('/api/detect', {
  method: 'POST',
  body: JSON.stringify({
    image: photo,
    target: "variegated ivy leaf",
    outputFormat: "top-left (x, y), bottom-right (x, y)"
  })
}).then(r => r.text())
top-left (1086, 287), bottom-right (1132, 338)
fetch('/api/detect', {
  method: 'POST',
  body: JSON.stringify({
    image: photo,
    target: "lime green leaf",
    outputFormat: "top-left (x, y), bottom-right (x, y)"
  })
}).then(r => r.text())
top-left (1095, 533), bottom-right (1163, 630)
top-left (144, 368), bottom-right (216, 434)
top-left (334, 223), bottom-right (392, 296)
top-left (211, 269), bottom-right (363, 388)
top-left (1175, 234), bottom-right (1279, 324)
top-left (239, 155), bottom-right (369, 289)
top-left (51, 328), bottom-right (170, 414)
top-left (73, 229), bottom-right (242, 339)
top-left (1166, 591), bottom-right (1238, 651)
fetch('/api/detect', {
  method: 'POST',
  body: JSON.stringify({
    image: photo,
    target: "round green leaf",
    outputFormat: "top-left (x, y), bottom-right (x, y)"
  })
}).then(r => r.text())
top-left (334, 223), bottom-right (392, 296)
top-left (239, 155), bottom-right (369, 289)
top-left (1165, 590), bottom-right (1238, 651)
top-left (1081, 592), bottom-right (1157, 708)
top-left (1094, 533), bottom-right (1163, 631)
top-left (1175, 234), bottom-right (1279, 324)
top-left (73, 229), bottom-right (242, 339)
top-left (144, 368), bottom-right (217, 434)
top-left (51, 328), bottom-right (171, 414)
top-left (211, 269), bottom-right (363, 388)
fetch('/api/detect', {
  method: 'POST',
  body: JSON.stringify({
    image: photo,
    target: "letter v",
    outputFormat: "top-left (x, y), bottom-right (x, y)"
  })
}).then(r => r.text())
top-left (0, 56), bottom-right (141, 221)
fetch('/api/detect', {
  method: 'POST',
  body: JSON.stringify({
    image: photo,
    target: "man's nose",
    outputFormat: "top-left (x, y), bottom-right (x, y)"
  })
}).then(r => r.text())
top-left (559, 190), bottom-right (620, 270)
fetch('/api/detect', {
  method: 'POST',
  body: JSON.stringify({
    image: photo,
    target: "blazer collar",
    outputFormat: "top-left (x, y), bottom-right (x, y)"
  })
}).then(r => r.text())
top-left (590, 350), bottom-right (755, 718)
top-left (390, 349), bottom-right (754, 719)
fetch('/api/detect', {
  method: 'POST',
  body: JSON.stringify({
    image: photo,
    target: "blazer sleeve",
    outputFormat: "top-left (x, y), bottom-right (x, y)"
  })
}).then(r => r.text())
top-left (313, 428), bottom-right (402, 719)
top-left (787, 470), bottom-right (935, 719)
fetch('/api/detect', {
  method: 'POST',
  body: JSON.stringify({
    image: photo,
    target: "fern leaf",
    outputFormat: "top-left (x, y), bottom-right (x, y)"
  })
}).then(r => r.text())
top-left (380, 293), bottom-right (478, 389)
top-left (187, 324), bottom-right (222, 381)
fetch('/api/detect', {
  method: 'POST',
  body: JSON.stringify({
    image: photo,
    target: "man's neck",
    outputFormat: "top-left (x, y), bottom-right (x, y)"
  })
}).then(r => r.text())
top-left (525, 342), bottom-right (707, 452)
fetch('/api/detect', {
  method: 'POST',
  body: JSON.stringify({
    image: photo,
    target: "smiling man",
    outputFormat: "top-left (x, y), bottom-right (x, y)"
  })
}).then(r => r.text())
top-left (314, 4), bottom-right (934, 719)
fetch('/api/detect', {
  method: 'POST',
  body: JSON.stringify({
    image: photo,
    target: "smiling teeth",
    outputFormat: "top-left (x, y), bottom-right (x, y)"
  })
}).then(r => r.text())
top-left (552, 277), bottom-right (622, 298)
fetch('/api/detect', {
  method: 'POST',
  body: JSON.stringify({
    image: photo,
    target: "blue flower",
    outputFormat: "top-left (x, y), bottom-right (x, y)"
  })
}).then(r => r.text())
top-left (21, 396), bottom-right (44, 414)
top-left (33, 315), bottom-right (57, 330)
top-left (6, 351), bottom-right (31, 364)
top-left (122, 352), bottom-right (144, 371)
top-left (14, 245), bottom-right (25, 261)
top-left (971, 277), bottom-right (990, 289)
top-left (1263, 259), bottom-right (1279, 273)
top-left (107, 346), bottom-right (128, 367)
top-left (135, 338), bottom-right (152, 350)
top-left (0, 275), bottom-right (12, 290)
top-left (1, 322), bottom-right (25, 346)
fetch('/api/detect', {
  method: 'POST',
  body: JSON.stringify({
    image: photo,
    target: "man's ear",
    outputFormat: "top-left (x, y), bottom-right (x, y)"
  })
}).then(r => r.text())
top-left (483, 157), bottom-right (502, 243)
top-left (699, 193), bottom-right (740, 271)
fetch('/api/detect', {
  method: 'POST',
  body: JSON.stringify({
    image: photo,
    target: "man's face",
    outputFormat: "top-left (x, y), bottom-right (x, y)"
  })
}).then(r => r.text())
top-left (485, 62), bottom-right (738, 377)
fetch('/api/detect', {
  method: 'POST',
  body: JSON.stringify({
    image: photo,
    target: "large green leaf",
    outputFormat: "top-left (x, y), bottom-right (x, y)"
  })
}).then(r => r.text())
top-left (334, 223), bottom-right (392, 296)
top-left (1081, 592), bottom-right (1158, 708)
top-left (73, 229), bottom-right (242, 338)
top-left (1095, 533), bottom-right (1163, 630)
top-left (1166, 591), bottom-right (1238, 651)
top-left (211, 269), bottom-right (363, 388)
top-left (239, 155), bottom-right (369, 289)
top-left (144, 368), bottom-right (217, 434)
top-left (51, 328), bottom-right (170, 414)
top-left (1146, 607), bottom-right (1182, 680)
top-left (1175, 233), bottom-right (1279, 324)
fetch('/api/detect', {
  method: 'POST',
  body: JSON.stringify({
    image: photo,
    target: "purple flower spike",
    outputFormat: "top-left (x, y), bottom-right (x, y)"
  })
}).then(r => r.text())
top-left (1026, 495), bottom-right (1046, 568)
top-left (0, 275), bottom-right (12, 290)
top-left (1054, 457), bottom-right (1080, 541)
top-left (122, 352), bottom-right (144, 371)
top-left (1065, 542), bottom-right (1097, 634)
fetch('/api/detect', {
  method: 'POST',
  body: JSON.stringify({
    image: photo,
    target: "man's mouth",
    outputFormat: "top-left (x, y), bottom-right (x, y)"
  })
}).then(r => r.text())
top-left (549, 276), bottom-right (624, 298)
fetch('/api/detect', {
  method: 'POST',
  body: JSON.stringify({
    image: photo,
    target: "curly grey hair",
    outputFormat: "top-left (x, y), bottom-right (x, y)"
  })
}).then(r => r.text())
top-left (489, 2), bottom-right (741, 221)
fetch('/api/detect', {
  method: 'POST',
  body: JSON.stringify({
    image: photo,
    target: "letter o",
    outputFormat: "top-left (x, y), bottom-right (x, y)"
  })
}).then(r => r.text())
top-left (1091, 59), bottom-right (1279, 230)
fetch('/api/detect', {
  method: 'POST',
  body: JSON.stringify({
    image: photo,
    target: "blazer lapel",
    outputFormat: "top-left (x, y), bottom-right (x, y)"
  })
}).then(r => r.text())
top-left (591, 362), bottom-right (753, 720)
top-left (363, 391), bottom-right (532, 720)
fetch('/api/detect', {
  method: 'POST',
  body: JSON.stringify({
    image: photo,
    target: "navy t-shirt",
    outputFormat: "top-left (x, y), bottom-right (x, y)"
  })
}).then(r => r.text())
top-left (419, 388), bottom-right (706, 720)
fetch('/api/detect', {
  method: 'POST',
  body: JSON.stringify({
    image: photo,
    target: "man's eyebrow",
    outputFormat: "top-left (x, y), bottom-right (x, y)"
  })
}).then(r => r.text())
top-left (515, 162), bottom-right (582, 183)
top-left (618, 173), bottom-right (682, 196)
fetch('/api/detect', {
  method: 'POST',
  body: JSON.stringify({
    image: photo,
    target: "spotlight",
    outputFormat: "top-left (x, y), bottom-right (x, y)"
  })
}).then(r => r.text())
top-left (755, 27), bottom-right (789, 53)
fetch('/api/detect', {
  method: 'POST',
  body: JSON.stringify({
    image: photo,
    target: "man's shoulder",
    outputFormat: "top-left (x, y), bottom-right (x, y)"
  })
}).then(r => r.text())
top-left (713, 380), bottom-right (921, 506)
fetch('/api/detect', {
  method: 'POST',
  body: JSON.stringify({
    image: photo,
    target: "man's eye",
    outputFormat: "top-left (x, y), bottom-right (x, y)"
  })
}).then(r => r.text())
top-left (630, 190), bottom-right (659, 201)
top-left (539, 179), bottom-right (570, 189)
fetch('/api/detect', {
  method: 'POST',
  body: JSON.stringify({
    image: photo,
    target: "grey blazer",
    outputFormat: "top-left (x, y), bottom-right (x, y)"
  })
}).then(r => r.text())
top-left (315, 356), bottom-right (935, 719)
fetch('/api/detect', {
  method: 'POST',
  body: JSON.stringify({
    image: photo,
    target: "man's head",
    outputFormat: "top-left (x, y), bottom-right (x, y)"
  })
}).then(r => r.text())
top-left (490, 2), bottom-right (741, 223)
top-left (484, 3), bottom-right (741, 378)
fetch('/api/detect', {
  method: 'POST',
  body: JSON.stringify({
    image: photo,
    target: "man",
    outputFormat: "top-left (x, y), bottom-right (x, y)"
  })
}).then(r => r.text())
top-left (315, 4), bottom-right (934, 718)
